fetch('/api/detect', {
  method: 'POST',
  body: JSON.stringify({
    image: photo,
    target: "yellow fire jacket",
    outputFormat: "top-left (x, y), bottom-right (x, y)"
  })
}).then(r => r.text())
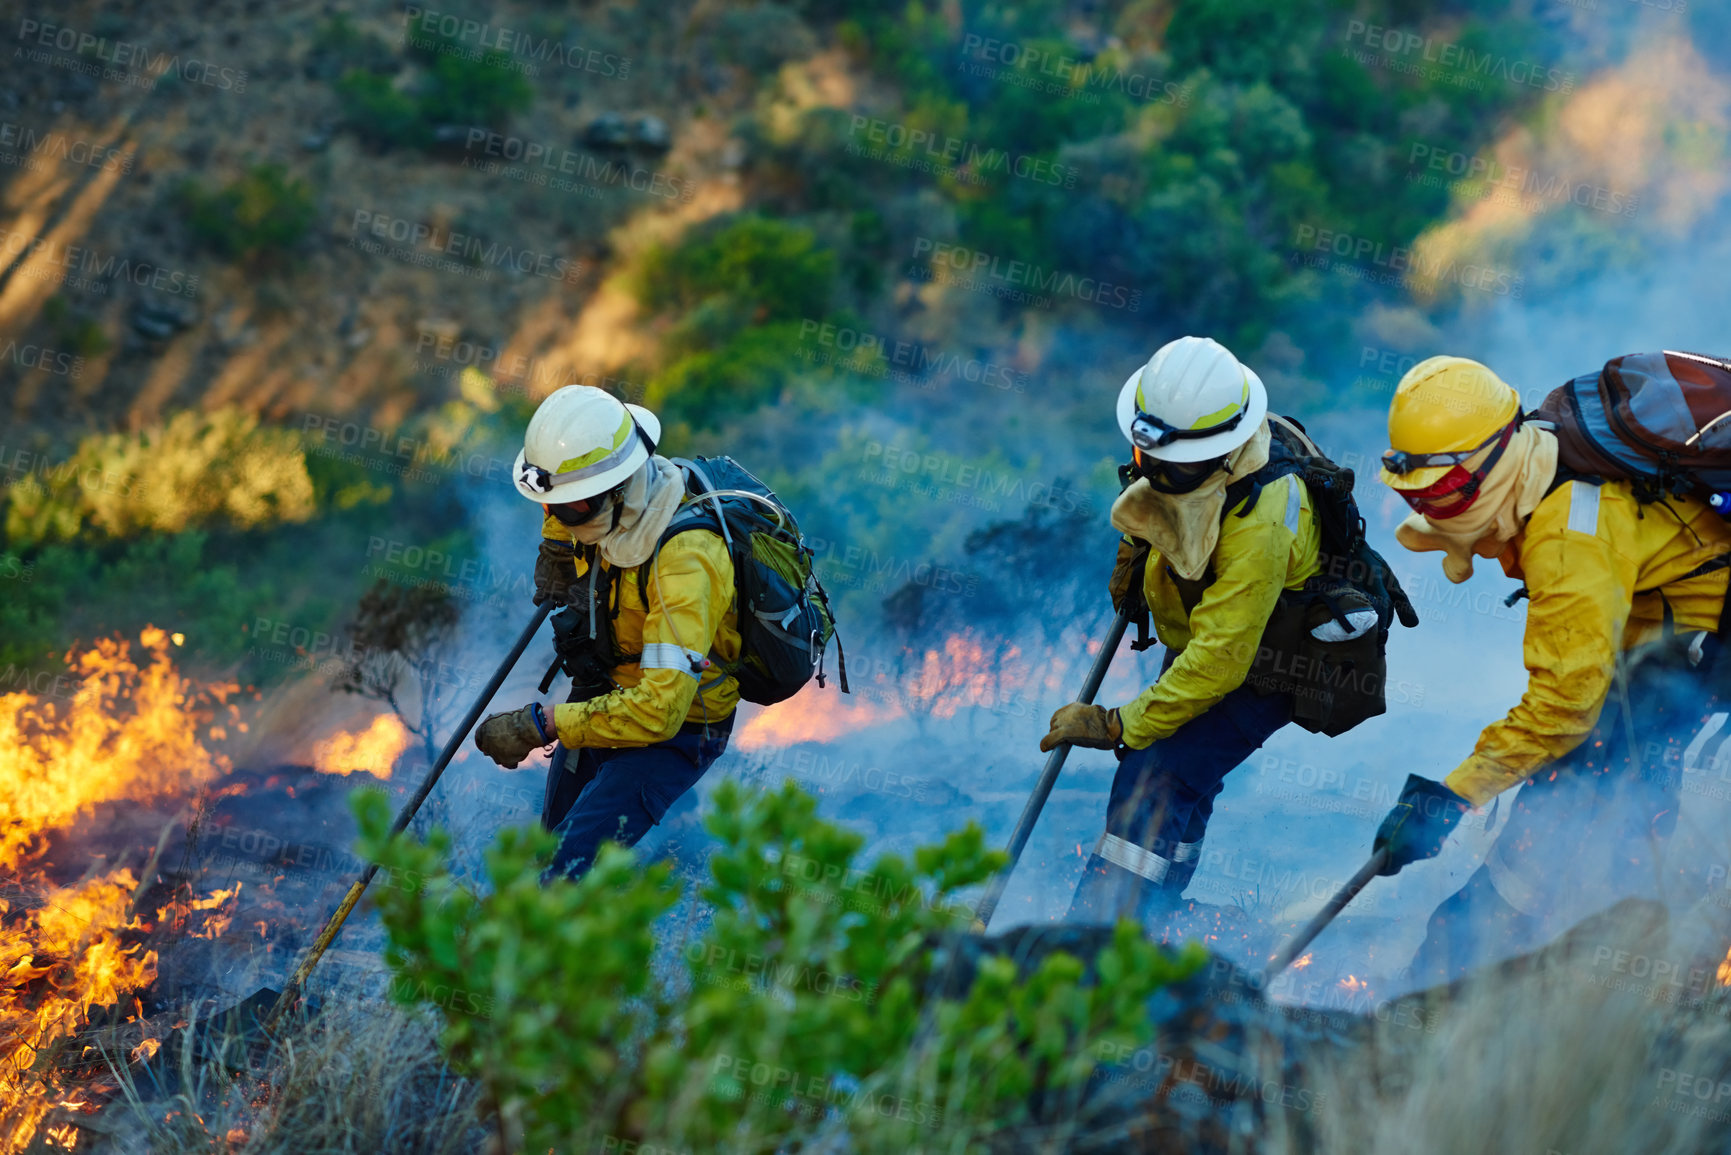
top-left (1445, 480), bottom-right (1731, 806)
top-left (541, 512), bottom-right (742, 748)
top-left (1118, 475), bottom-right (1322, 749)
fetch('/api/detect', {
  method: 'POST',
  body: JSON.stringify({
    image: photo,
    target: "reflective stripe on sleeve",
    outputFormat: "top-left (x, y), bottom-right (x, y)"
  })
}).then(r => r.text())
top-left (639, 642), bottom-right (706, 681)
top-left (1567, 482), bottom-right (1601, 536)
top-left (1283, 475), bottom-right (1302, 535)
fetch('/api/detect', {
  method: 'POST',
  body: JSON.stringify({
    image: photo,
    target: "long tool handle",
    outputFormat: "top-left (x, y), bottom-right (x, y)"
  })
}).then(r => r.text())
top-left (266, 600), bottom-right (553, 1029)
top-left (1260, 847), bottom-right (1389, 983)
top-left (973, 606), bottom-right (1132, 931)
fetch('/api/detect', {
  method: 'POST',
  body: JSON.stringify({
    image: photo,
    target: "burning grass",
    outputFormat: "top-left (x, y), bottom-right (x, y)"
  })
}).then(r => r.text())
top-left (0, 628), bottom-right (238, 1152)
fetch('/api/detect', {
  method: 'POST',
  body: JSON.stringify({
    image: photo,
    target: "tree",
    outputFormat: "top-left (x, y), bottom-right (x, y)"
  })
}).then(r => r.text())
top-left (330, 578), bottom-right (463, 767)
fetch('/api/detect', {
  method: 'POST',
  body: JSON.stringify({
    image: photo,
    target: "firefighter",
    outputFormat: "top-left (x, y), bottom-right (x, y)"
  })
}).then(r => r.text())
top-left (472, 385), bottom-right (740, 880)
top-left (1044, 336), bottom-right (1324, 932)
top-left (1373, 355), bottom-right (1731, 982)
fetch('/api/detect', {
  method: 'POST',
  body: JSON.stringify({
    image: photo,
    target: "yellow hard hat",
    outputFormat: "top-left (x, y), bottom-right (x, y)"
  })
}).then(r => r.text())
top-left (1380, 356), bottom-right (1520, 491)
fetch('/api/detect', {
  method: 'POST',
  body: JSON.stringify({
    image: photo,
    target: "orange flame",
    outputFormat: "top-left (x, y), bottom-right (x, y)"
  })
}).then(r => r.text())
top-left (735, 631), bottom-right (1035, 752)
top-left (1339, 974), bottom-right (1369, 993)
top-left (0, 627), bottom-right (233, 872)
top-left (736, 696), bottom-right (897, 751)
top-left (1717, 944), bottom-right (1731, 987)
top-left (312, 713), bottom-right (410, 779)
top-left (1291, 953), bottom-right (1313, 970)
top-left (0, 629), bottom-right (231, 1151)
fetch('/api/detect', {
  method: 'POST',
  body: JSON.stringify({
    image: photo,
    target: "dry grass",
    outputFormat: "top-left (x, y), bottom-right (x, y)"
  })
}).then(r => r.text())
top-left (1262, 900), bottom-right (1731, 1155)
top-left (94, 993), bottom-right (483, 1155)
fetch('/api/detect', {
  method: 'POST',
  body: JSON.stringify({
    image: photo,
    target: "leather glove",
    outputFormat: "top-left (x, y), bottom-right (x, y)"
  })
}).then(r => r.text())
top-left (1108, 537), bottom-right (1148, 613)
top-left (533, 538), bottom-right (578, 606)
top-left (475, 703), bottom-right (552, 769)
top-left (1373, 774), bottom-right (1471, 876)
top-left (1040, 703), bottom-right (1122, 753)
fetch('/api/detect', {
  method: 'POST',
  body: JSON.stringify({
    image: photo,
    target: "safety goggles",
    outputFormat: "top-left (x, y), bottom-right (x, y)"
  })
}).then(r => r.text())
top-left (544, 491), bottom-right (614, 527)
top-left (1128, 404), bottom-right (1246, 453)
top-left (1131, 447), bottom-right (1227, 494)
top-left (1385, 419), bottom-right (1518, 520)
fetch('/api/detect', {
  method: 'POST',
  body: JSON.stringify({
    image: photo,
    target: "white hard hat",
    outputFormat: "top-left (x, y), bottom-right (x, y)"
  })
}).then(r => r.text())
top-left (1115, 336), bottom-right (1267, 463)
top-left (511, 386), bottom-right (662, 504)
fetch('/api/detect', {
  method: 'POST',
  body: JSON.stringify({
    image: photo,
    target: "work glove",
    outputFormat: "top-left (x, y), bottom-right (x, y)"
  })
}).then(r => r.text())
top-left (533, 538), bottom-right (578, 606)
top-left (475, 702), bottom-right (553, 769)
top-left (1108, 537), bottom-right (1149, 613)
top-left (1040, 703), bottom-right (1122, 753)
top-left (1373, 774), bottom-right (1471, 876)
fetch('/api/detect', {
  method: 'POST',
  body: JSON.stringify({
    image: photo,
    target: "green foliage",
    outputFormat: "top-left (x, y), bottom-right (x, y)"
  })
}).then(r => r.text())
top-left (305, 14), bottom-right (399, 81)
top-left (0, 531), bottom-right (281, 671)
top-left (410, 34), bottom-right (534, 127)
top-left (637, 214), bottom-right (836, 324)
top-left (180, 163), bottom-right (316, 260)
top-left (3, 408), bottom-right (315, 548)
top-left (335, 70), bottom-right (430, 150)
top-left (359, 779), bottom-right (1202, 1152)
top-left (333, 27), bottom-right (531, 151)
top-left (646, 322), bottom-right (815, 427)
top-left (635, 216), bottom-right (842, 426)
top-left (41, 295), bottom-right (109, 357)
top-left (771, 0), bottom-right (1568, 348)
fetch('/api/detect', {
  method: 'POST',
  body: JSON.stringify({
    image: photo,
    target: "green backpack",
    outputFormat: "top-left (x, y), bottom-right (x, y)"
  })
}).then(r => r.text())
top-left (642, 456), bottom-right (848, 705)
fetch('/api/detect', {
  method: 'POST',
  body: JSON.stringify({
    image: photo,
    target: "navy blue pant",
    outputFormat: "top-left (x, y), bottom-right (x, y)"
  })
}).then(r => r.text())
top-left (1069, 662), bottom-right (1294, 928)
top-left (1410, 637), bottom-right (1715, 984)
top-left (540, 714), bottom-right (734, 881)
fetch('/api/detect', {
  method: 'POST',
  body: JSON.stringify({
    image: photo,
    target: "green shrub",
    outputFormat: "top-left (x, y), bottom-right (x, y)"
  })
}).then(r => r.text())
top-left (335, 69), bottom-right (430, 150)
top-left (181, 163), bottom-right (316, 259)
top-left (41, 295), bottom-right (110, 357)
top-left (334, 28), bottom-right (531, 151)
top-left (412, 35), bottom-right (533, 128)
top-left (305, 13), bottom-right (399, 81)
top-left (646, 321), bottom-right (814, 426)
top-left (358, 779), bottom-right (1202, 1153)
top-left (636, 215), bottom-right (836, 324)
top-left (3, 408), bottom-right (315, 547)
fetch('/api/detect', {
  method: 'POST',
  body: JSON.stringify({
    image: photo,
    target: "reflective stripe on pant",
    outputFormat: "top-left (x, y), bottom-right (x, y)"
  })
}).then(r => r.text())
top-left (540, 713), bottom-right (735, 881)
top-left (1068, 670), bottom-right (1294, 925)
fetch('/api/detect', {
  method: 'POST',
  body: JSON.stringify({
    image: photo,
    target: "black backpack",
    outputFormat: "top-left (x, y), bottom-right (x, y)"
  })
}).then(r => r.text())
top-left (640, 456), bottom-right (847, 706)
top-left (1228, 416), bottom-right (1419, 638)
top-left (1115, 416), bottom-right (1418, 736)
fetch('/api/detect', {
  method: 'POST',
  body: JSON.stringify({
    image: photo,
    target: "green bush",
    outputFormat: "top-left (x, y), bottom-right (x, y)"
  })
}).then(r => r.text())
top-left (646, 321), bottom-right (814, 426)
top-left (413, 36), bottom-right (533, 128)
top-left (334, 28), bottom-right (531, 150)
top-left (41, 295), bottom-right (110, 357)
top-left (358, 779), bottom-right (1201, 1152)
top-left (636, 215), bottom-right (836, 324)
top-left (3, 408), bottom-right (315, 547)
top-left (305, 13), bottom-right (399, 81)
top-left (181, 163), bottom-right (316, 259)
top-left (335, 69), bottom-right (430, 150)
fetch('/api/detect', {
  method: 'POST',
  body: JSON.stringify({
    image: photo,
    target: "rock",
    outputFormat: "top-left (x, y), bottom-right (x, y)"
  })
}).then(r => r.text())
top-left (301, 130), bottom-right (332, 152)
top-left (580, 113), bottom-right (671, 152)
top-left (131, 302), bottom-right (195, 340)
top-left (580, 112), bottom-right (632, 150)
top-left (632, 114), bottom-right (672, 152)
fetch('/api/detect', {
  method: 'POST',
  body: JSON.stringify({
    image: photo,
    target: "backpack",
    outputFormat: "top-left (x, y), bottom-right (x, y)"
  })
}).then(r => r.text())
top-left (1534, 350), bottom-right (1731, 503)
top-left (640, 456), bottom-right (847, 706)
top-left (1230, 415), bottom-right (1420, 637)
top-left (1112, 415), bottom-right (1419, 736)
